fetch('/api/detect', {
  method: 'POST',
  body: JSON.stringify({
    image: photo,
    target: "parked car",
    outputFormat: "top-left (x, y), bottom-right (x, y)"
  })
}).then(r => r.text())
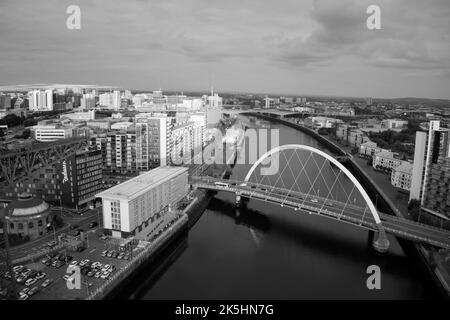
top-left (25, 278), bottom-right (37, 287)
top-left (41, 255), bottom-right (51, 264)
top-left (13, 265), bottom-right (24, 273)
top-left (89, 222), bottom-right (98, 228)
top-left (54, 261), bottom-right (65, 268)
top-left (28, 287), bottom-right (39, 296)
top-left (16, 275), bottom-right (27, 284)
top-left (69, 260), bottom-right (78, 267)
top-left (79, 259), bottom-right (90, 267)
top-left (102, 264), bottom-right (111, 272)
top-left (20, 287), bottom-right (30, 295)
top-left (19, 293), bottom-right (29, 300)
top-left (21, 269), bottom-right (32, 277)
top-left (35, 272), bottom-right (46, 280)
top-left (28, 270), bottom-right (38, 279)
top-left (41, 279), bottom-right (53, 288)
top-left (101, 250), bottom-right (108, 257)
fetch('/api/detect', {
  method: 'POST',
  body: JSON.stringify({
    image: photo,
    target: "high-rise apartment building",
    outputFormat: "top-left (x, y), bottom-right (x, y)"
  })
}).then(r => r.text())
top-left (81, 93), bottom-right (96, 108)
top-left (29, 89), bottom-right (53, 111)
top-left (135, 114), bottom-right (173, 170)
top-left (422, 157), bottom-right (450, 218)
top-left (410, 121), bottom-right (442, 204)
top-left (105, 132), bottom-right (137, 174)
top-left (0, 94), bottom-right (11, 110)
top-left (99, 91), bottom-right (121, 109)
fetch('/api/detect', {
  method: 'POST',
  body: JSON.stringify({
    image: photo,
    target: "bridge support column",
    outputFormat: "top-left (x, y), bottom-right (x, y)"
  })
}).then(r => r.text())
top-left (236, 193), bottom-right (241, 205)
top-left (367, 230), bottom-right (374, 247)
top-left (372, 224), bottom-right (390, 254)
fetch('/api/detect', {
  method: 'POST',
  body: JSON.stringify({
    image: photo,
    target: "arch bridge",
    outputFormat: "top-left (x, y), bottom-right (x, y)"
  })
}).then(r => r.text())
top-left (190, 144), bottom-right (450, 252)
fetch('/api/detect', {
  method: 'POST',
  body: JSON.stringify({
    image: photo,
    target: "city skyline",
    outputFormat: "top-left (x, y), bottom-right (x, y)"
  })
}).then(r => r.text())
top-left (1, 0), bottom-right (450, 100)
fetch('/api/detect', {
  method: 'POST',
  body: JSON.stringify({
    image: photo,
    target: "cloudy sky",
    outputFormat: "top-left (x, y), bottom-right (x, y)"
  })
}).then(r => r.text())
top-left (1, 0), bottom-right (449, 99)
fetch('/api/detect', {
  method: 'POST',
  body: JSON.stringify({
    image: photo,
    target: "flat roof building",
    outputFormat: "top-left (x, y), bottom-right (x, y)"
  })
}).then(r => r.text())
top-left (96, 166), bottom-right (189, 239)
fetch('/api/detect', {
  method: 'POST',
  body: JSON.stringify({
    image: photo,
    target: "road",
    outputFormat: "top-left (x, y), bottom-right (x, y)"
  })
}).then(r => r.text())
top-left (191, 177), bottom-right (450, 249)
top-left (7, 207), bottom-right (102, 260)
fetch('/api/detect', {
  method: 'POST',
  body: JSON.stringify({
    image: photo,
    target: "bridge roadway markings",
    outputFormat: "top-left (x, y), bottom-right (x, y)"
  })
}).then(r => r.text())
top-left (191, 177), bottom-right (450, 249)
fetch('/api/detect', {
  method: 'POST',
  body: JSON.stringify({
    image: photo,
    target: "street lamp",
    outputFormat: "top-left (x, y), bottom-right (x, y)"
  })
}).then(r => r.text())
top-left (47, 220), bottom-right (57, 244)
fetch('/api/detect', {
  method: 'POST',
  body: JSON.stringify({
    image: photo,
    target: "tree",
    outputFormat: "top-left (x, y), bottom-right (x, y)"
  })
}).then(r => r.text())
top-left (23, 118), bottom-right (37, 127)
top-left (0, 114), bottom-right (21, 127)
top-left (22, 129), bottom-right (31, 139)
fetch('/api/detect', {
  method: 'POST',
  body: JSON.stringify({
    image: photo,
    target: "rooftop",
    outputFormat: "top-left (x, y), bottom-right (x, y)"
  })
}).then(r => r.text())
top-left (4, 193), bottom-right (50, 218)
top-left (96, 166), bottom-right (188, 201)
top-left (374, 150), bottom-right (395, 158)
top-left (393, 161), bottom-right (413, 173)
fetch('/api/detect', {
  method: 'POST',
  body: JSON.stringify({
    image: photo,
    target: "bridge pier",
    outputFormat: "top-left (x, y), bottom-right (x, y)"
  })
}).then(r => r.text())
top-left (235, 207), bottom-right (240, 218)
top-left (236, 193), bottom-right (241, 205)
top-left (371, 224), bottom-right (390, 254)
top-left (367, 230), bottom-right (374, 247)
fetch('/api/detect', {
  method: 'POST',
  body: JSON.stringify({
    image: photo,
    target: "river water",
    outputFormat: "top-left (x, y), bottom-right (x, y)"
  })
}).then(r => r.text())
top-left (123, 116), bottom-right (440, 299)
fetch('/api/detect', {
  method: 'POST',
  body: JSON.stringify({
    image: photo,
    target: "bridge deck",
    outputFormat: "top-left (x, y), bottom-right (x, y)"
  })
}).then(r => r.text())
top-left (191, 176), bottom-right (450, 249)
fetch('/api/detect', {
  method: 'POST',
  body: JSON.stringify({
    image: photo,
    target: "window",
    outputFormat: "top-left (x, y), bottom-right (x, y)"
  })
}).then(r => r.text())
top-left (28, 222), bottom-right (34, 229)
top-left (18, 223), bottom-right (23, 230)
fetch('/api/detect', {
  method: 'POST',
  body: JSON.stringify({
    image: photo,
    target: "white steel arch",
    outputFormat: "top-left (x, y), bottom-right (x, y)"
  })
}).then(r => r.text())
top-left (244, 144), bottom-right (382, 225)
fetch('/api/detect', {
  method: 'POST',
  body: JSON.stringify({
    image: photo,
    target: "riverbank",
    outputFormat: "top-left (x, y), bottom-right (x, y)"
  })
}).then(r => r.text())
top-left (246, 112), bottom-right (450, 299)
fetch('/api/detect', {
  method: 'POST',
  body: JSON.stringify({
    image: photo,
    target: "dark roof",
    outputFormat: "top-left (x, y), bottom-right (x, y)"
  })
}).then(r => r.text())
top-left (5, 193), bottom-right (50, 217)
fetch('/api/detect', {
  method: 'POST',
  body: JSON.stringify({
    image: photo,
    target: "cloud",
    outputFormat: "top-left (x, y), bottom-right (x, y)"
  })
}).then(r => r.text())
top-left (0, 0), bottom-right (449, 98)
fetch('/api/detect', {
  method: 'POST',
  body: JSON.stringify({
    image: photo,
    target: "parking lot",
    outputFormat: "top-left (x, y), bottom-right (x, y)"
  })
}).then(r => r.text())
top-left (2, 210), bottom-right (184, 300)
top-left (2, 228), bottom-right (144, 300)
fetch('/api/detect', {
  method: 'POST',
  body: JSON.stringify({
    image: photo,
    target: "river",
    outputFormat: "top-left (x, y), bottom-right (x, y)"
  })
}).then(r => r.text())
top-left (119, 115), bottom-right (440, 300)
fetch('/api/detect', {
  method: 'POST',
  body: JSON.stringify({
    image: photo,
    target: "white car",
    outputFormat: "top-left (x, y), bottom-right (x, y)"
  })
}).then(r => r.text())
top-left (311, 198), bottom-right (319, 203)
top-left (20, 287), bottom-right (30, 295)
top-left (25, 278), bottom-right (37, 287)
top-left (100, 272), bottom-right (110, 279)
top-left (69, 260), bottom-right (78, 267)
top-left (19, 293), bottom-right (29, 300)
top-left (101, 264), bottom-right (111, 272)
top-left (13, 265), bottom-right (24, 273)
top-left (35, 272), bottom-right (46, 280)
top-left (79, 259), bottom-right (90, 267)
